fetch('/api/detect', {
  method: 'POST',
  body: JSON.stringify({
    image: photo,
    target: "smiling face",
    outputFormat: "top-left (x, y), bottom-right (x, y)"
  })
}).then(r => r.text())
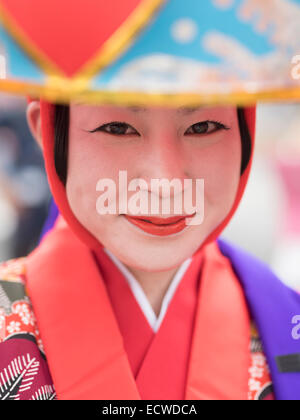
top-left (66, 104), bottom-right (242, 271)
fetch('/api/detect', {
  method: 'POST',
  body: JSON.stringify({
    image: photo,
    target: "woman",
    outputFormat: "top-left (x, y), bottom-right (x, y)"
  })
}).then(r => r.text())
top-left (0, 100), bottom-right (299, 400)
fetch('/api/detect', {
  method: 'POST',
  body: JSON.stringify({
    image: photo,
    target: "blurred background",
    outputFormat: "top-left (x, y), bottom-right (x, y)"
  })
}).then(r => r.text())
top-left (0, 93), bottom-right (299, 291)
top-left (0, 93), bottom-right (50, 261)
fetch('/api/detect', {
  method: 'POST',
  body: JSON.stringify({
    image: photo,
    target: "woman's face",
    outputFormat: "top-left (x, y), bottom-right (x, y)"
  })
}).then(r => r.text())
top-left (66, 104), bottom-right (241, 271)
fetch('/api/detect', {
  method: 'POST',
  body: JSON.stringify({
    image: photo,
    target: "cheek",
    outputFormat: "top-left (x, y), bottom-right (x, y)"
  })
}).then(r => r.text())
top-left (66, 132), bottom-right (140, 225)
top-left (188, 132), bottom-right (241, 213)
top-left (66, 135), bottom-right (110, 220)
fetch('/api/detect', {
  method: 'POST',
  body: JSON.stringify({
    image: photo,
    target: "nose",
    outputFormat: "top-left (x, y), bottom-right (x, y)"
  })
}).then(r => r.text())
top-left (137, 134), bottom-right (189, 196)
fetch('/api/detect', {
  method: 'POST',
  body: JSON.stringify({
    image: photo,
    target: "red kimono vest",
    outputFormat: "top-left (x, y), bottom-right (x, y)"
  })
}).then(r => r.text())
top-left (17, 218), bottom-right (272, 400)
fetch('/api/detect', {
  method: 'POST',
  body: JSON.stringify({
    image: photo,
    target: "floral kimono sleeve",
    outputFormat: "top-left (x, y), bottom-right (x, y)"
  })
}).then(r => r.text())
top-left (248, 323), bottom-right (275, 400)
top-left (0, 258), bottom-right (56, 400)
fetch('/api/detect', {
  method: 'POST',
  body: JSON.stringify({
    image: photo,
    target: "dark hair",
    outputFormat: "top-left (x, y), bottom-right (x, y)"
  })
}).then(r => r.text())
top-left (54, 104), bottom-right (69, 185)
top-left (54, 105), bottom-right (252, 185)
top-left (238, 108), bottom-right (252, 176)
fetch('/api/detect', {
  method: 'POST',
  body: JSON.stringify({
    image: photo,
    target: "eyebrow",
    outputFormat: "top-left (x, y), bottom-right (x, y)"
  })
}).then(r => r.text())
top-left (177, 106), bottom-right (204, 115)
top-left (128, 106), bottom-right (147, 113)
top-left (127, 106), bottom-right (204, 115)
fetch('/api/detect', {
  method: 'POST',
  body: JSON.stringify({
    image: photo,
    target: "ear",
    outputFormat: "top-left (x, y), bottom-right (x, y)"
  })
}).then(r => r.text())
top-left (26, 100), bottom-right (42, 149)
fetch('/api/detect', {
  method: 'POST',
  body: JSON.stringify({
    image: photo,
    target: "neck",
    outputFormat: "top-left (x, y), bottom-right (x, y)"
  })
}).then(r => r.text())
top-left (125, 265), bottom-right (180, 318)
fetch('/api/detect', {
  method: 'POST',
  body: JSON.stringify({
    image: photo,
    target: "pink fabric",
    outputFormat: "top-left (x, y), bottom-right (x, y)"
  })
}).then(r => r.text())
top-left (276, 159), bottom-right (300, 237)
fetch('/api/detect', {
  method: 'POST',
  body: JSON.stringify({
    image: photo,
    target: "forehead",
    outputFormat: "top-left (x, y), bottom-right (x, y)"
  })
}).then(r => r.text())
top-left (70, 103), bottom-right (237, 116)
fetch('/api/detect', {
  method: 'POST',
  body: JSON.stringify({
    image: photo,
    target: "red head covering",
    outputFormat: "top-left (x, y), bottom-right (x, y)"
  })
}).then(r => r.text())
top-left (38, 100), bottom-right (256, 255)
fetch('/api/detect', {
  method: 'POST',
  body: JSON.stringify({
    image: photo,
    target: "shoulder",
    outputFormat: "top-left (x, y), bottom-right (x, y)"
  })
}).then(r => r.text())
top-left (217, 238), bottom-right (275, 273)
top-left (218, 239), bottom-right (300, 343)
top-left (217, 238), bottom-right (300, 329)
top-left (217, 238), bottom-right (299, 293)
top-left (0, 257), bottom-right (42, 350)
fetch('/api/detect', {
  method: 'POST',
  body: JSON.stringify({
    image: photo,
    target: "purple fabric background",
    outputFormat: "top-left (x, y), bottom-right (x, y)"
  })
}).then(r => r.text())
top-left (40, 199), bottom-right (59, 241)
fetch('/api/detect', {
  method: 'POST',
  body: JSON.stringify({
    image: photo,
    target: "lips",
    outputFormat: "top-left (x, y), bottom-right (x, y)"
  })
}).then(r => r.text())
top-left (123, 214), bottom-right (195, 236)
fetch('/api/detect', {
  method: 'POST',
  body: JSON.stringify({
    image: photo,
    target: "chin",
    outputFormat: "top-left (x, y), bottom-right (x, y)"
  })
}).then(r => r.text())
top-left (126, 260), bottom-right (182, 273)
top-left (114, 245), bottom-right (191, 272)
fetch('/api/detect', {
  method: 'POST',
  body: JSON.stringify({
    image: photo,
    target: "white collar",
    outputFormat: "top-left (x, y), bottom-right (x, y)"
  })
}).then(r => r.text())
top-left (103, 248), bottom-right (192, 333)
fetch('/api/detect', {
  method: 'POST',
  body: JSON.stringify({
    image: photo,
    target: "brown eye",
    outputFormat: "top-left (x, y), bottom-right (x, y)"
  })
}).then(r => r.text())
top-left (185, 121), bottom-right (229, 135)
top-left (89, 122), bottom-right (140, 136)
